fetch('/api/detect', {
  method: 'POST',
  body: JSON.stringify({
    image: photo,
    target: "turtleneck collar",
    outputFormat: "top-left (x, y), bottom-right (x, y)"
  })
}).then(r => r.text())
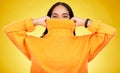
top-left (46, 19), bottom-right (75, 37)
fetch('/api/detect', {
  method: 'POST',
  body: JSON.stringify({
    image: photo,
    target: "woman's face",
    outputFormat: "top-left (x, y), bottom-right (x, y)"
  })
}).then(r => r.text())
top-left (51, 5), bottom-right (70, 19)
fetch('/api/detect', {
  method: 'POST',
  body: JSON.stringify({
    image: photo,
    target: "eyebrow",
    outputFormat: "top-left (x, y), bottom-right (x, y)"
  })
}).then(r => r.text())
top-left (52, 13), bottom-right (69, 15)
top-left (51, 13), bottom-right (58, 15)
top-left (62, 13), bottom-right (69, 15)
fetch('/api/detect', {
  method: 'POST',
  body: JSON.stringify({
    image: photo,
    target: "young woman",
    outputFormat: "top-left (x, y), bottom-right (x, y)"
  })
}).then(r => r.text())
top-left (3, 2), bottom-right (116, 73)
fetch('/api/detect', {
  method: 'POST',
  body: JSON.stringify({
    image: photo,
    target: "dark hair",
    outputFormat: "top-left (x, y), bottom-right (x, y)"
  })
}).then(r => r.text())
top-left (41, 2), bottom-right (75, 38)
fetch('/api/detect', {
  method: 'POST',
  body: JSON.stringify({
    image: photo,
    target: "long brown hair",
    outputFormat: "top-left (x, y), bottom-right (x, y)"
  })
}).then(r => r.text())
top-left (41, 2), bottom-right (75, 38)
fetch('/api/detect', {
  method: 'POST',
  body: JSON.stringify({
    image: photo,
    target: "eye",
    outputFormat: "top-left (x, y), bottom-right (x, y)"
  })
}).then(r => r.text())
top-left (51, 15), bottom-right (58, 18)
top-left (63, 16), bottom-right (68, 18)
top-left (63, 15), bottom-right (69, 18)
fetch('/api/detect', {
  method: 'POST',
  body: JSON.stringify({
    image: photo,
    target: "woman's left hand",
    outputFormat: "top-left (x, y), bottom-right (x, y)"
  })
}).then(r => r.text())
top-left (71, 17), bottom-right (86, 26)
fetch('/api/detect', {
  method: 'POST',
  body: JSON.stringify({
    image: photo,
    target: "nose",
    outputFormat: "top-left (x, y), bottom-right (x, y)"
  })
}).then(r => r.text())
top-left (57, 16), bottom-right (63, 19)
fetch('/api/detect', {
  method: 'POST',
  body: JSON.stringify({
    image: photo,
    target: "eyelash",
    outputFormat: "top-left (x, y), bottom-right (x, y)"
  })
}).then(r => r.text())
top-left (51, 15), bottom-right (69, 18)
top-left (52, 16), bottom-right (57, 18)
top-left (63, 16), bottom-right (68, 18)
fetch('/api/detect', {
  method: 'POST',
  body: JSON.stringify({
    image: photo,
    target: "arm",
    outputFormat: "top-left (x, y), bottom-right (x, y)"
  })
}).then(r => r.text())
top-left (3, 16), bottom-right (50, 60)
top-left (3, 18), bottom-right (35, 60)
top-left (87, 20), bottom-right (116, 62)
top-left (71, 17), bottom-right (116, 62)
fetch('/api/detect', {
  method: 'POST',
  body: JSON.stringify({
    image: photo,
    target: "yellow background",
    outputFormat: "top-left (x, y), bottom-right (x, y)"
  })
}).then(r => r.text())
top-left (0, 0), bottom-right (120, 73)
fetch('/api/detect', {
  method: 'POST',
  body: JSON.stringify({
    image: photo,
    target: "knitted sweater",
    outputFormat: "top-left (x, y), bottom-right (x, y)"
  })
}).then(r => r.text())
top-left (3, 19), bottom-right (116, 73)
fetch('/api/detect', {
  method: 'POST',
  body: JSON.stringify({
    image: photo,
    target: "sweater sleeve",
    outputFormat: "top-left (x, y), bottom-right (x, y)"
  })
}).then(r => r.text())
top-left (87, 20), bottom-right (116, 62)
top-left (3, 18), bottom-right (35, 60)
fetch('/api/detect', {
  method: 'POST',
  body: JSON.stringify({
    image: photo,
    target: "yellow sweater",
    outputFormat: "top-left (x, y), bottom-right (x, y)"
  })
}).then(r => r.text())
top-left (3, 19), bottom-right (116, 73)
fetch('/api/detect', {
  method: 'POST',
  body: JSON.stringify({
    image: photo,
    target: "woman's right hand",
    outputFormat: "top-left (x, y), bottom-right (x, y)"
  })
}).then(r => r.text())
top-left (32, 16), bottom-right (50, 27)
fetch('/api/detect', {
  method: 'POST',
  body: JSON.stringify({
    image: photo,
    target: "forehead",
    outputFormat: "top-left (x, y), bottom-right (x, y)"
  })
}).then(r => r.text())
top-left (52, 5), bottom-right (69, 14)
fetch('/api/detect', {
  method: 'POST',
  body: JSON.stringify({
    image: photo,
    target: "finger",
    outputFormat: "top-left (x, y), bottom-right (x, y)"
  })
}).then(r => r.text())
top-left (71, 17), bottom-right (76, 23)
top-left (44, 16), bottom-right (50, 22)
top-left (46, 16), bottom-right (50, 19)
top-left (71, 17), bottom-right (75, 20)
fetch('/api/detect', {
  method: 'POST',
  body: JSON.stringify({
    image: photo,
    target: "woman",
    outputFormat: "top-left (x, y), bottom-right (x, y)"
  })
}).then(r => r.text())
top-left (3, 2), bottom-right (116, 73)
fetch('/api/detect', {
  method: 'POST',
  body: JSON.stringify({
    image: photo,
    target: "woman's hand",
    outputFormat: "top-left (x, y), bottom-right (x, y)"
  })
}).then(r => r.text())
top-left (71, 17), bottom-right (91, 27)
top-left (32, 16), bottom-right (50, 27)
top-left (71, 17), bottom-right (86, 26)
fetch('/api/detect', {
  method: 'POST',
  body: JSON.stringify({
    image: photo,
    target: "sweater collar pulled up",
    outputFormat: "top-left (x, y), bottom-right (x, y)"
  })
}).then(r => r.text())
top-left (46, 19), bottom-right (75, 37)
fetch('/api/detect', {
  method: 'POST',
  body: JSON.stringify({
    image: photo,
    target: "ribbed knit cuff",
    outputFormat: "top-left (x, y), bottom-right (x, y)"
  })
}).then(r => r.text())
top-left (88, 20), bottom-right (116, 35)
top-left (88, 20), bottom-right (100, 33)
top-left (25, 18), bottom-right (35, 32)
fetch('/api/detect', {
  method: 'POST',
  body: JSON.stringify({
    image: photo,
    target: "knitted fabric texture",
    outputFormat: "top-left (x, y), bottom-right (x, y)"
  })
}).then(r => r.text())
top-left (3, 19), bottom-right (116, 73)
